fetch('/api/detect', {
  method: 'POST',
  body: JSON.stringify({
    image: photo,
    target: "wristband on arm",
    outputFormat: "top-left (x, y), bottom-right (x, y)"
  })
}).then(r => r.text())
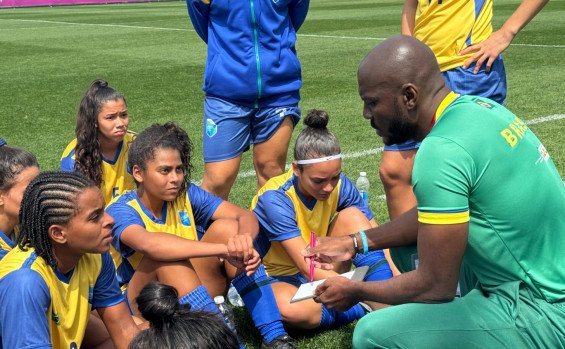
top-left (349, 234), bottom-right (360, 258)
top-left (359, 230), bottom-right (369, 255)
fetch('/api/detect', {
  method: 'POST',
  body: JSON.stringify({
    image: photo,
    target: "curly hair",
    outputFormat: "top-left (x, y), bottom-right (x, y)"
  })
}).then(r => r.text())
top-left (17, 171), bottom-right (96, 269)
top-left (128, 122), bottom-right (193, 196)
top-left (294, 109), bottom-right (341, 170)
top-left (74, 79), bottom-right (125, 186)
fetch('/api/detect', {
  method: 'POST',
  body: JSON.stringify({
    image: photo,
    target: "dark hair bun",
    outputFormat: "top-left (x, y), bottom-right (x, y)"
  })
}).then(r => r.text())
top-left (92, 79), bottom-right (108, 89)
top-left (136, 282), bottom-right (183, 326)
top-left (304, 109), bottom-right (329, 129)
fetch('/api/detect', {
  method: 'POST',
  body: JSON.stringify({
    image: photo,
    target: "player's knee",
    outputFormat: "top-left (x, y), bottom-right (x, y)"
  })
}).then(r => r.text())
top-left (279, 302), bottom-right (320, 328)
top-left (353, 313), bottom-right (390, 348)
top-left (205, 218), bottom-right (239, 243)
top-left (254, 157), bottom-right (285, 178)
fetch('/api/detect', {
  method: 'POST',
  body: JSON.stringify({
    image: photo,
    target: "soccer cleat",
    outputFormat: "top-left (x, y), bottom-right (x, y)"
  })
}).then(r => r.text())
top-left (260, 335), bottom-right (297, 349)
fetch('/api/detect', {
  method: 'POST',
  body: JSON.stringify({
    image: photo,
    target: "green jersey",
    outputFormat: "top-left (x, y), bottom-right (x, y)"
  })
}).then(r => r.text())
top-left (413, 92), bottom-right (565, 302)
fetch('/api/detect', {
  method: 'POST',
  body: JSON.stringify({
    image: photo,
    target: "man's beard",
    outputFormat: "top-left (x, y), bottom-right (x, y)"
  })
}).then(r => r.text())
top-left (382, 100), bottom-right (418, 146)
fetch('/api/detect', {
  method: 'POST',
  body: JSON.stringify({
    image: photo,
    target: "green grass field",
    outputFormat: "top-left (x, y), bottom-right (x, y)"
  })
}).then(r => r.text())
top-left (1, 0), bottom-right (564, 347)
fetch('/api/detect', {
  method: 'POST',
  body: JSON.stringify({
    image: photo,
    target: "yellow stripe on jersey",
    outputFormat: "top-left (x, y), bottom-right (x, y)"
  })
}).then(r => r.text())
top-left (252, 168), bottom-right (341, 276)
top-left (414, 0), bottom-right (492, 72)
top-left (115, 193), bottom-right (199, 278)
top-left (60, 132), bottom-right (136, 206)
top-left (418, 210), bottom-right (470, 225)
top-left (0, 247), bottom-right (103, 348)
top-left (436, 92), bottom-right (460, 122)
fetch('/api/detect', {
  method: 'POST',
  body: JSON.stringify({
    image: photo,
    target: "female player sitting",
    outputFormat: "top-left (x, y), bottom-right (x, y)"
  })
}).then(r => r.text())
top-left (251, 110), bottom-right (393, 330)
top-left (106, 122), bottom-right (293, 348)
top-left (61, 79), bottom-right (135, 205)
top-left (0, 171), bottom-right (139, 348)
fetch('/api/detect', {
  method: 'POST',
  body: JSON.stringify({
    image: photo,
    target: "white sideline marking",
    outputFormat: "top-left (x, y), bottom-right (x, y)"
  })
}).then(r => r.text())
top-left (228, 114), bottom-right (565, 182)
top-left (525, 114), bottom-right (565, 125)
top-left (5, 19), bottom-right (565, 49)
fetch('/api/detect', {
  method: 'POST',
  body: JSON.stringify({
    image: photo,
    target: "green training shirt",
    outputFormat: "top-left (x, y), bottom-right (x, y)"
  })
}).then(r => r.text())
top-left (413, 92), bottom-right (565, 302)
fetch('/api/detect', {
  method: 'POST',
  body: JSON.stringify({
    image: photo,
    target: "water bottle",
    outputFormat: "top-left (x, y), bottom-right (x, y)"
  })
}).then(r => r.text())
top-left (227, 284), bottom-right (244, 307)
top-left (356, 171), bottom-right (370, 202)
top-left (214, 295), bottom-right (237, 333)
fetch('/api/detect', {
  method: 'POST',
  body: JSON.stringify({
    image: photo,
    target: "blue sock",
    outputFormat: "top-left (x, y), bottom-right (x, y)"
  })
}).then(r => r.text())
top-left (317, 303), bottom-right (366, 330)
top-left (179, 285), bottom-right (220, 314)
top-left (232, 265), bottom-right (287, 343)
top-left (353, 250), bottom-right (393, 281)
top-left (179, 286), bottom-right (246, 349)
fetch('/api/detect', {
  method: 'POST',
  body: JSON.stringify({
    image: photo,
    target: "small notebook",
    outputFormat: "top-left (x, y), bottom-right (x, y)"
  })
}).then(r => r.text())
top-left (290, 266), bottom-right (369, 303)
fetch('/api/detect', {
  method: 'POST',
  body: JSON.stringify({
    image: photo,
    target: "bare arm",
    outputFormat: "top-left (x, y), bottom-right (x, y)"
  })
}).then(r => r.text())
top-left (460, 0), bottom-right (549, 72)
top-left (401, 0), bottom-right (418, 35)
top-left (97, 302), bottom-right (140, 349)
top-left (303, 207), bottom-right (419, 269)
top-left (120, 224), bottom-right (229, 261)
top-left (313, 222), bottom-right (468, 310)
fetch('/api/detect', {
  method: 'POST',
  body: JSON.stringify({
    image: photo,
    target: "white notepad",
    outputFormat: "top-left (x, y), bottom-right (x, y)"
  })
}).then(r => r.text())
top-left (290, 266), bottom-right (369, 303)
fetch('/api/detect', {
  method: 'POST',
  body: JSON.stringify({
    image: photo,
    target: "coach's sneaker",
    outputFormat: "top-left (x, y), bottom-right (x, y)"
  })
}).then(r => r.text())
top-left (260, 334), bottom-right (297, 349)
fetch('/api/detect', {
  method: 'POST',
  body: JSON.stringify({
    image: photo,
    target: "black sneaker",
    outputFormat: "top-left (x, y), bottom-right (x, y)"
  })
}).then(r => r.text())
top-left (260, 335), bottom-right (297, 349)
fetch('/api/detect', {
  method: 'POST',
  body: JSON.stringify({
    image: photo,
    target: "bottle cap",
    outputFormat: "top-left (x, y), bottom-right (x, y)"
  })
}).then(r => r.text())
top-left (214, 295), bottom-right (225, 304)
top-left (360, 172), bottom-right (367, 176)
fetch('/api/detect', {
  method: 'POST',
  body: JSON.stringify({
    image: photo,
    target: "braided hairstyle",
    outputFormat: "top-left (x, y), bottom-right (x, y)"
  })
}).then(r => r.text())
top-left (128, 122), bottom-right (193, 196)
top-left (17, 171), bottom-right (97, 269)
top-left (0, 139), bottom-right (39, 193)
top-left (129, 282), bottom-right (238, 349)
top-left (74, 79), bottom-right (126, 186)
top-left (294, 109), bottom-right (341, 171)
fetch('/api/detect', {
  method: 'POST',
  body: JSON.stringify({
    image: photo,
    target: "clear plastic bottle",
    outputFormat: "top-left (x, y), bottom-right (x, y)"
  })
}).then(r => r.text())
top-left (227, 284), bottom-right (244, 307)
top-left (214, 295), bottom-right (237, 333)
top-left (356, 171), bottom-right (370, 202)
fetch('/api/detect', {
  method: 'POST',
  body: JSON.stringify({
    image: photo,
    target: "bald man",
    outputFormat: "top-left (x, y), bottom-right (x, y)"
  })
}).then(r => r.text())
top-left (303, 36), bottom-right (565, 348)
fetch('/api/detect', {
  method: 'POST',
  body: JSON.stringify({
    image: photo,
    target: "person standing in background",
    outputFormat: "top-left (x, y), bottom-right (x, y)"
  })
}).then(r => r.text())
top-left (379, 0), bottom-right (549, 235)
top-left (186, 0), bottom-right (309, 200)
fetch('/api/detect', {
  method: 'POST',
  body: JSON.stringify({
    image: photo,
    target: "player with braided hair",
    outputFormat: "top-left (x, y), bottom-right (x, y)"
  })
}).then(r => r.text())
top-left (107, 122), bottom-right (292, 348)
top-left (61, 78), bottom-right (136, 205)
top-left (0, 171), bottom-right (139, 349)
top-left (0, 138), bottom-right (40, 260)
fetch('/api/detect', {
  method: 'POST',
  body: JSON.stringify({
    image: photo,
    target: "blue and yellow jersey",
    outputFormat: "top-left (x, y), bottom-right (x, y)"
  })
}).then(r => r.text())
top-left (106, 184), bottom-right (223, 287)
top-left (0, 229), bottom-right (15, 261)
top-left (251, 168), bottom-right (373, 276)
top-left (60, 132), bottom-right (136, 206)
top-left (413, 0), bottom-right (493, 71)
top-left (0, 247), bottom-right (123, 348)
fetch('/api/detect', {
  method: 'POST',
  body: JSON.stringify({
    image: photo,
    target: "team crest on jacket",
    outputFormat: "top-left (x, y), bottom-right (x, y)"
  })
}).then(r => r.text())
top-left (179, 212), bottom-right (192, 227)
top-left (206, 119), bottom-right (217, 137)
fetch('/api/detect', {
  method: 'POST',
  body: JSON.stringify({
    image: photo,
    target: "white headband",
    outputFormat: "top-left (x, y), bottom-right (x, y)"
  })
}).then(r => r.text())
top-left (295, 154), bottom-right (342, 165)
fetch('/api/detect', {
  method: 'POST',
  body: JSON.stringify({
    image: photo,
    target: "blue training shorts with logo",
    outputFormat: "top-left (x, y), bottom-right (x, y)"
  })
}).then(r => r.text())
top-left (203, 96), bottom-right (301, 162)
top-left (384, 55), bottom-right (507, 152)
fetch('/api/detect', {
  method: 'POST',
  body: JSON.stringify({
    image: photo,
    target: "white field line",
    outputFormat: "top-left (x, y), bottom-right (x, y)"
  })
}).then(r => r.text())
top-left (226, 114), bottom-right (565, 182)
top-left (4, 19), bottom-right (565, 49)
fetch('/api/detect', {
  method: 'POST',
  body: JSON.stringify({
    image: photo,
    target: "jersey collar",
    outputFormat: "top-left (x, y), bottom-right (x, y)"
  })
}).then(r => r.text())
top-left (431, 91), bottom-right (460, 129)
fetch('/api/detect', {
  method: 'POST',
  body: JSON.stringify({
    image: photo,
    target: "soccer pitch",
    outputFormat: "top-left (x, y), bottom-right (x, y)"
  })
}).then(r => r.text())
top-left (1, 0), bottom-right (564, 347)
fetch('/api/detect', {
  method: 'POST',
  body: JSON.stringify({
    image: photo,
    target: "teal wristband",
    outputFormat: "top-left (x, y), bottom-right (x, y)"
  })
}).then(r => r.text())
top-left (359, 230), bottom-right (368, 255)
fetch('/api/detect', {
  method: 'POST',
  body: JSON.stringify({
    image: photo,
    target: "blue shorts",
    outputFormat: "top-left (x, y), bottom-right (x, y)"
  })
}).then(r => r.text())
top-left (269, 272), bottom-right (308, 288)
top-left (124, 286), bottom-right (134, 315)
top-left (203, 97), bottom-right (301, 162)
top-left (442, 54), bottom-right (507, 105)
top-left (383, 140), bottom-right (421, 152)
